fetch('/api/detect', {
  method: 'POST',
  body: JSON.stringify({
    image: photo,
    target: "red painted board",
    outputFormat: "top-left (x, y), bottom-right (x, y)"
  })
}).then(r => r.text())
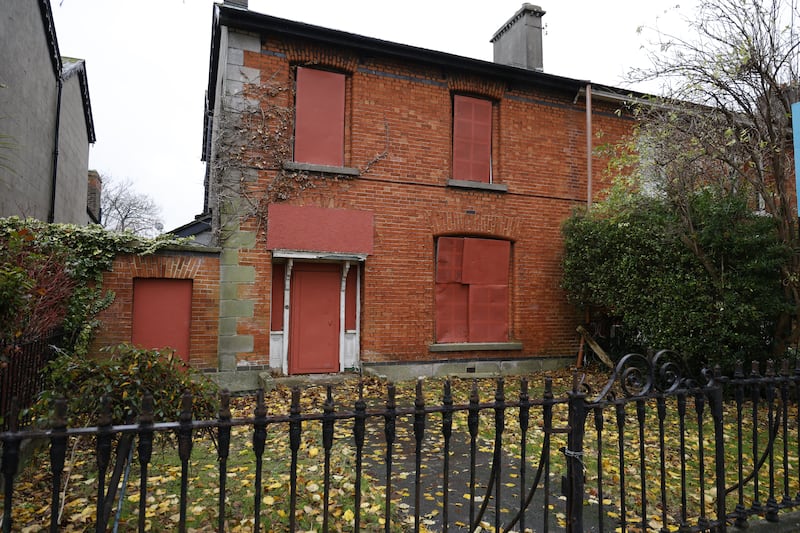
top-left (289, 263), bottom-right (340, 374)
top-left (267, 204), bottom-right (374, 255)
top-left (132, 278), bottom-right (192, 362)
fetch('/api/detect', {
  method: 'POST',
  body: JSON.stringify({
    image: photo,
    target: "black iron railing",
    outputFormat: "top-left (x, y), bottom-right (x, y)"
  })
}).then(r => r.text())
top-left (2, 353), bottom-right (800, 532)
top-left (0, 329), bottom-right (64, 430)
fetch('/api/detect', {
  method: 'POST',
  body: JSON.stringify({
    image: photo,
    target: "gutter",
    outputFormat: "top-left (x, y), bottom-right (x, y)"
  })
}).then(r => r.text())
top-left (205, 4), bottom-right (590, 129)
top-left (586, 84), bottom-right (592, 209)
top-left (48, 75), bottom-right (63, 223)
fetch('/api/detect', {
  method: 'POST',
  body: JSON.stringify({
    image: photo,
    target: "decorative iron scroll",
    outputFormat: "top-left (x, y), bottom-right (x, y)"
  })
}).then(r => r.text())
top-left (591, 349), bottom-right (688, 403)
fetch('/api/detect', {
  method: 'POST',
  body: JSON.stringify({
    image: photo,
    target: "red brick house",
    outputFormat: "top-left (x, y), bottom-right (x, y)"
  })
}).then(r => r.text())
top-left (192, 1), bottom-right (638, 383)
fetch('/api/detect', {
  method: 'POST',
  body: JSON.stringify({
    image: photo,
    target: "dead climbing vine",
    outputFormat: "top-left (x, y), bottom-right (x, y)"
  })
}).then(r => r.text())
top-left (210, 66), bottom-right (391, 240)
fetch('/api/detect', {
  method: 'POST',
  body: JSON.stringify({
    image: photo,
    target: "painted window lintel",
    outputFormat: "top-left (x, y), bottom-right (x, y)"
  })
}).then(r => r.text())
top-left (283, 161), bottom-right (360, 176)
top-left (429, 342), bottom-right (523, 353)
top-left (446, 179), bottom-right (508, 193)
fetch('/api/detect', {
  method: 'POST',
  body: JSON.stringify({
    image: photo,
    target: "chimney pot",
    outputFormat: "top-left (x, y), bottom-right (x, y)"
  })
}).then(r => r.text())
top-left (491, 4), bottom-right (546, 72)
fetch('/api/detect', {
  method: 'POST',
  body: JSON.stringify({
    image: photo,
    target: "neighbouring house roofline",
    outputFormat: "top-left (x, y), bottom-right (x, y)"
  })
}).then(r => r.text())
top-left (169, 213), bottom-right (212, 238)
top-left (38, 0), bottom-right (61, 79)
top-left (38, 0), bottom-right (96, 144)
top-left (62, 57), bottom-right (96, 144)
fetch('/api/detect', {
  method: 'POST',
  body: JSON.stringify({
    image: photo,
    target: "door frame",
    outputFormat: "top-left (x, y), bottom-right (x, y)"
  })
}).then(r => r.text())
top-left (273, 251), bottom-right (365, 375)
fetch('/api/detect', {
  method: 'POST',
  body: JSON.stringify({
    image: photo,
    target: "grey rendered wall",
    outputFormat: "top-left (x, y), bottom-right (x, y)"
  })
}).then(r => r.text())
top-left (0, 1), bottom-right (58, 221)
top-left (53, 75), bottom-right (90, 223)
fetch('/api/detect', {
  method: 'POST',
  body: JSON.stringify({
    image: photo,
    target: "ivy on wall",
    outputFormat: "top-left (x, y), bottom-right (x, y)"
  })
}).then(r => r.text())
top-left (0, 217), bottom-right (189, 353)
top-left (209, 67), bottom-right (389, 241)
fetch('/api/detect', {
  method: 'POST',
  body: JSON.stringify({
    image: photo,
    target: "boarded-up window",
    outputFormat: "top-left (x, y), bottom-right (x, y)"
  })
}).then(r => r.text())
top-left (132, 278), bottom-right (192, 361)
top-left (452, 95), bottom-right (492, 183)
top-left (294, 67), bottom-right (345, 166)
top-left (435, 237), bottom-right (510, 343)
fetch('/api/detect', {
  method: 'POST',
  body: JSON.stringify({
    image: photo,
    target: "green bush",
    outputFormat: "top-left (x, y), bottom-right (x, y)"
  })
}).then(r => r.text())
top-left (0, 217), bottom-right (188, 351)
top-left (562, 190), bottom-right (791, 373)
top-left (33, 344), bottom-right (219, 427)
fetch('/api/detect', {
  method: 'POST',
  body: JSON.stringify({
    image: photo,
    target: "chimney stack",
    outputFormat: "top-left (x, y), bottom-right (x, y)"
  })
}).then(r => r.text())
top-left (87, 170), bottom-right (102, 224)
top-left (491, 4), bottom-right (546, 72)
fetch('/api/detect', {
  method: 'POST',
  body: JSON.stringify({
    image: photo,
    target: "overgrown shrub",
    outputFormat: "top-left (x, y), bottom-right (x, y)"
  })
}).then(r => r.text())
top-left (0, 217), bottom-right (188, 351)
top-left (562, 190), bottom-right (791, 373)
top-left (32, 345), bottom-right (219, 426)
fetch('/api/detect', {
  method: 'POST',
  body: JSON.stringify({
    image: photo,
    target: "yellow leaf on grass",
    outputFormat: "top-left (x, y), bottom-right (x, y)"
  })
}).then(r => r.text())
top-left (343, 509), bottom-right (355, 521)
top-left (263, 495), bottom-right (275, 505)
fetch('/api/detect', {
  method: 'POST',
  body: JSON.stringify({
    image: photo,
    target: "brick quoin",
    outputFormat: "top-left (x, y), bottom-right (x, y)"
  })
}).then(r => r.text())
top-left (203, 7), bottom-right (640, 373)
top-left (91, 250), bottom-right (220, 370)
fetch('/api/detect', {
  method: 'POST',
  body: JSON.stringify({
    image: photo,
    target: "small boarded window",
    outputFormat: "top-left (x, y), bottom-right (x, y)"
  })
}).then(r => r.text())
top-left (294, 67), bottom-right (345, 166)
top-left (452, 95), bottom-right (492, 183)
top-left (345, 266), bottom-right (358, 331)
top-left (435, 237), bottom-right (510, 343)
top-left (132, 278), bottom-right (192, 361)
top-left (271, 263), bottom-right (285, 332)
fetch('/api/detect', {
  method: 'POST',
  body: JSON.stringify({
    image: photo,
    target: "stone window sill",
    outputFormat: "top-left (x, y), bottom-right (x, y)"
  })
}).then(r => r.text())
top-left (283, 161), bottom-right (360, 176)
top-left (447, 179), bottom-right (508, 193)
top-left (429, 342), bottom-right (523, 353)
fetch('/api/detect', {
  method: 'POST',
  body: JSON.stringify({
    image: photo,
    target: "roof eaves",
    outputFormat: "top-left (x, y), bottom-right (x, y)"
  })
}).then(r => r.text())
top-left (220, 6), bottom-right (587, 92)
top-left (38, 0), bottom-right (62, 79)
top-left (207, 5), bottom-right (591, 108)
top-left (61, 58), bottom-right (96, 144)
top-left (203, 3), bottom-right (223, 161)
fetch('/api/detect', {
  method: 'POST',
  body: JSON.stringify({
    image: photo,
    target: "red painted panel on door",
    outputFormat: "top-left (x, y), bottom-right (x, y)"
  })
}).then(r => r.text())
top-left (132, 278), bottom-right (192, 362)
top-left (267, 204), bottom-right (374, 255)
top-left (289, 263), bottom-right (340, 374)
top-left (271, 263), bottom-right (285, 331)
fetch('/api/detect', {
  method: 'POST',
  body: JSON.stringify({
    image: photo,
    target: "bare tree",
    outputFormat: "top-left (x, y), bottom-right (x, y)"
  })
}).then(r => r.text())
top-left (623, 0), bottom-right (800, 353)
top-left (100, 174), bottom-right (164, 237)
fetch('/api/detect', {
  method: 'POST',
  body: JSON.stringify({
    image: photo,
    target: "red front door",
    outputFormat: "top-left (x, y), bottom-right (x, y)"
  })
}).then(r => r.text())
top-left (289, 263), bottom-right (340, 374)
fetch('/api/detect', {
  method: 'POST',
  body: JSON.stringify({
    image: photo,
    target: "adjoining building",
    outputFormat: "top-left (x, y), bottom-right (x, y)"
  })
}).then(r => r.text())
top-left (0, 0), bottom-right (98, 224)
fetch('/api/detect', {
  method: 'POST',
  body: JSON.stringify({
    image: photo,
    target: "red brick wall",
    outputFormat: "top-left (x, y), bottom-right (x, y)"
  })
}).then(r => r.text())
top-left (229, 34), bottom-right (636, 365)
top-left (91, 250), bottom-right (220, 370)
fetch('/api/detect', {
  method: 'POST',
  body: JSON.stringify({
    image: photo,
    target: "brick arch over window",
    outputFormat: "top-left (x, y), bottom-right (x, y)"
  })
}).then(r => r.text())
top-left (447, 74), bottom-right (506, 100)
top-left (429, 212), bottom-right (521, 242)
top-left (435, 236), bottom-right (511, 343)
top-left (280, 41), bottom-right (358, 73)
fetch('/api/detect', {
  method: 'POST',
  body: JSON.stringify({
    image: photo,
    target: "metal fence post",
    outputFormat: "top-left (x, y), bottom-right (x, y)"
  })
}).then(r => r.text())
top-left (708, 366), bottom-right (727, 532)
top-left (565, 373), bottom-right (588, 533)
top-left (49, 397), bottom-right (68, 533)
top-left (1, 399), bottom-right (20, 533)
